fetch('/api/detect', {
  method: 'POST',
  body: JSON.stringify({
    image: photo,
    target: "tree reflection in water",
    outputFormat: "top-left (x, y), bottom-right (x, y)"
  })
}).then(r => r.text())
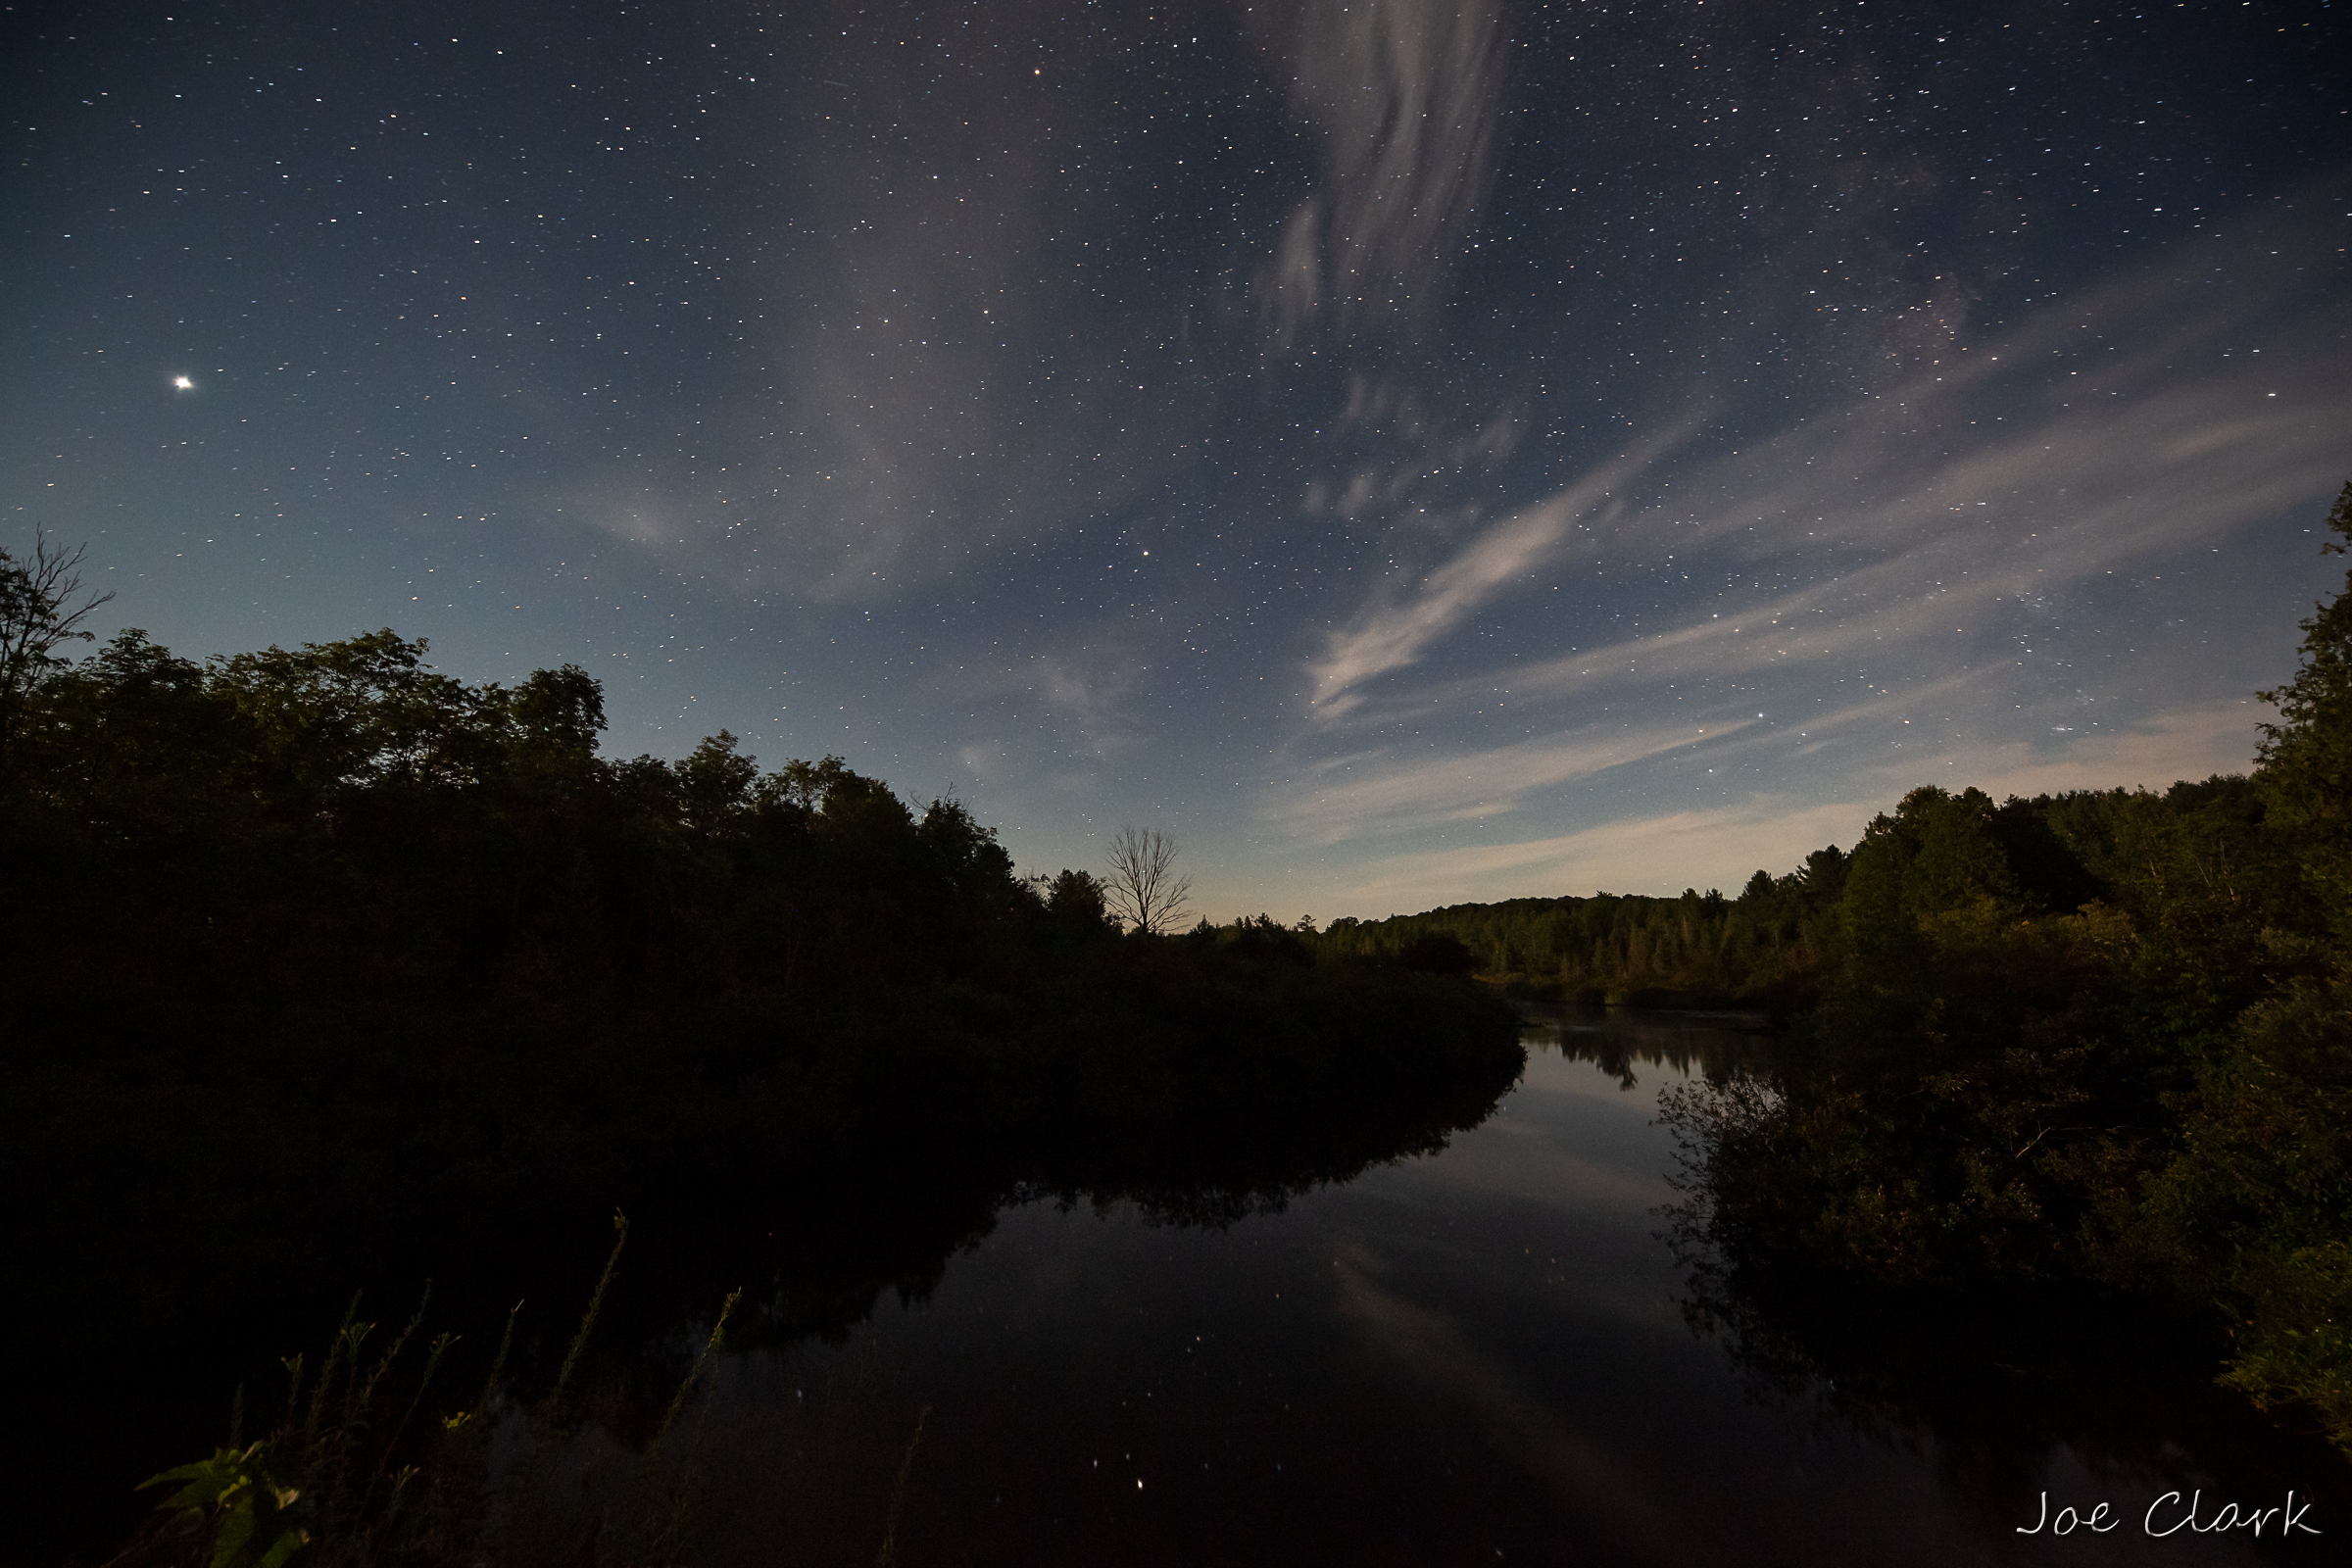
top-left (624, 1032), bottom-right (1530, 1357)
top-left (1647, 1016), bottom-right (2352, 1541)
top-left (1521, 1000), bottom-right (1770, 1093)
top-left (427, 1042), bottom-right (1540, 1567)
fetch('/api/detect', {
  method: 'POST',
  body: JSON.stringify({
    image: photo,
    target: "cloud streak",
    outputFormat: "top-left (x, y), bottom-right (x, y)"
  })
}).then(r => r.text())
top-left (1320, 799), bottom-right (1885, 914)
top-left (1250, 0), bottom-right (1509, 349)
top-left (1308, 697), bottom-right (2269, 915)
top-left (1331, 1236), bottom-right (1687, 1560)
top-left (1305, 430), bottom-right (1693, 720)
top-left (1262, 193), bottom-right (2345, 899)
top-left (1274, 715), bottom-right (1758, 843)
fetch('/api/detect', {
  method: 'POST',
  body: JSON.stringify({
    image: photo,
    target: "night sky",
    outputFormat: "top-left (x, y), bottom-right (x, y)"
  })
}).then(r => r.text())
top-left (6, 0), bottom-right (2346, 917)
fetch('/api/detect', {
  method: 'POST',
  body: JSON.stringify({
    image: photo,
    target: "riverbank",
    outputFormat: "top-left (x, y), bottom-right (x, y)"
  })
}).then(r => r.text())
top-left (7, 937), bottom-right (1525, 1566)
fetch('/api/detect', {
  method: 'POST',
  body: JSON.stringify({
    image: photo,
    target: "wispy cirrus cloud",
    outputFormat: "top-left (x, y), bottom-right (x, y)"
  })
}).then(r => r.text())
top-left (1308, 698), bottom-right (2270, 915)
top-left (1270, 710), bottom-right (1772, 845)
top-left (1297, 192), bottom-right (2346, 709)
top-left (1926, 701), bottom-right (2266, 801)
top-left (1305, 495), bottom-right (1593, 719)
top-left (1262, 193), bottom-right (2344, 903)
top-left (1275, 670), bottom-right (1985, 848)
top-left (1305, 431), bottom-right (1693, 720)
top-left (1250, 0), bottom-right (1510, 350)
top-left (1318, 800), bottom-right (1883, 915)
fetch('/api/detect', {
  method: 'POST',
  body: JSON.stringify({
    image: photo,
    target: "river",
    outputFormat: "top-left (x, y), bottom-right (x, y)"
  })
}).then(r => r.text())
top-left (40, 1007), bottom-right (2349, 1565)
top-left (593, 1007), bottom-right (2345, 1565)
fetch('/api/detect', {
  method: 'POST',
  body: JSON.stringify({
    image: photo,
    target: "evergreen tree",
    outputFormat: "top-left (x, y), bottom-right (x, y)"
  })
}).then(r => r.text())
top-left (2259, 481), bottom-right (2352, 934)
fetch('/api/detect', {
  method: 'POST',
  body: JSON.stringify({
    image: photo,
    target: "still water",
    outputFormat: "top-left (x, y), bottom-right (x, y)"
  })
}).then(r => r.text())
top-left (627, 1010), bottom-right (2345, 1565)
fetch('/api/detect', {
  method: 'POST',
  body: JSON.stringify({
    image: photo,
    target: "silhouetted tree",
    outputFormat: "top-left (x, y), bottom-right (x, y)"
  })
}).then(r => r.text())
top-left (1042, 867), bottom-right (1116, 938)
top-left (0, 532), bottom-right (111, 774)
top-left (1103, 825), bottom-right (1192, 935)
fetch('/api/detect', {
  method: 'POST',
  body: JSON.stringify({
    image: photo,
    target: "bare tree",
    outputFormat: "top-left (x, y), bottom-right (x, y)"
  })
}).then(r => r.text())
top-left (1102, 825), bottom-right (1193, 935)
top-left (0, 531), bottom-right (112, 769)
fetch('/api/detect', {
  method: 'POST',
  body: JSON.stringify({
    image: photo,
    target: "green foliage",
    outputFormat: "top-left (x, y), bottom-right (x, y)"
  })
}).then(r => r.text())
top-left (138, 1446), bottom-right (310, 1568)
top-left (2259, 481), bottom-right (2352, 934)
top-left (116, 1227), bottom-right (753, 1568)
top-left (1663, 482), bottom-right (2352, 1458)
top-left (1668, 773), bottom-right (2304, 1278)
top-left (1320, 867), bottom-right (1841, 1012)
top-left (114, 1287), bottom-right (474, 1568)
top-left (2218, 1238), bottom-right (2352, 1455)
top-left (2137, 974), bottom-right (2352, 1450)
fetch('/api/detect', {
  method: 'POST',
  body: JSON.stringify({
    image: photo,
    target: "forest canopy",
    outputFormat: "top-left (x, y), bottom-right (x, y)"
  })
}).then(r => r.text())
top-left (0, 581), bottom-right (1525, 1396)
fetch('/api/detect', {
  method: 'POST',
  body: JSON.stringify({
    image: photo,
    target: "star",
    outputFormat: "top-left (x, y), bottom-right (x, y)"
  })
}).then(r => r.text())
top-left (172, 375), bottom-right (195, 391)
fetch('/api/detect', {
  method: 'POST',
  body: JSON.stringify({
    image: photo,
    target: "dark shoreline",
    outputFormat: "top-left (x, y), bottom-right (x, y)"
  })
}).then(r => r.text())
top-left (6, 954), bottom-right (1525, 1568)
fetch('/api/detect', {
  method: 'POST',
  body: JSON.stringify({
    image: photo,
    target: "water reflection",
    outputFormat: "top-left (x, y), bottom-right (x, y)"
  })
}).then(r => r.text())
top-left (1672, 1250), bottom-right (2349, 1548)
top-left (1660, 1114), bottom-right (2352, 1557)
top-left (64, 1009), bottom-right (2352, 1565)
top-left (1520, 1000), bottom-right (1770, 1090)
top-left (620, 1030), bottom-right (1532, 1356)
top-left (631, 1008), bottom-right (2349, 1565)
top-left (26, 1028), bottom-right (1526, 1568)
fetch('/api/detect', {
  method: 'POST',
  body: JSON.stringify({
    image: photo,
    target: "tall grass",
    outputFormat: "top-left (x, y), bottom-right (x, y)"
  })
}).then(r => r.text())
top-left (107, 1212), bottom-right (749, 1568)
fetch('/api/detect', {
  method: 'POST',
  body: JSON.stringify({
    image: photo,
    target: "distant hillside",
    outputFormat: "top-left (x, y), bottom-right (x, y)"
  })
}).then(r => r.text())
top-left (1319, 858), bottom-right (1853, 1013)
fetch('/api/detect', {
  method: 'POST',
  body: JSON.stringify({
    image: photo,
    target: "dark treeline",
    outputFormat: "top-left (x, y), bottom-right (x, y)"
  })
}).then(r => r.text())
top-left (1316, 853), bottom-right (1849, 1014)
top-left (1659, 484), bottom-right (2352, 1462)
top-left (0, 618), bottom-right (1520, 1330)
top-left (0, 567), bottom-right (1523, 1562)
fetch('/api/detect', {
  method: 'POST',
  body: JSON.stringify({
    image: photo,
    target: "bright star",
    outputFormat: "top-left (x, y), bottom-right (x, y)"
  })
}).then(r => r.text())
top-left (172, 375), bottom-right (195, 391)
